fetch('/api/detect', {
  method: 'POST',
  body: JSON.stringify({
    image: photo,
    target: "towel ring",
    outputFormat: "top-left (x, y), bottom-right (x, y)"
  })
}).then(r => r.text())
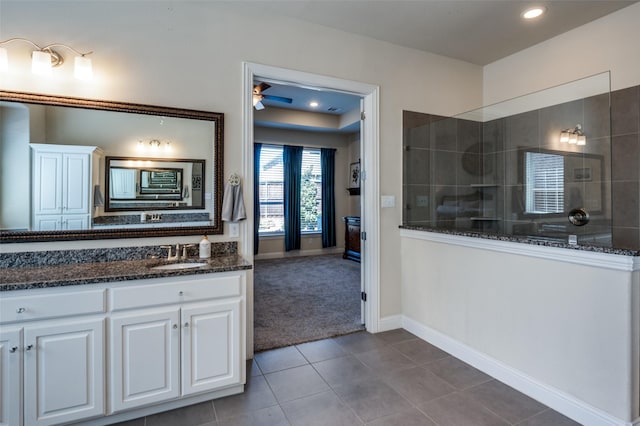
top-left (228, 173), bottom-right (240, 186)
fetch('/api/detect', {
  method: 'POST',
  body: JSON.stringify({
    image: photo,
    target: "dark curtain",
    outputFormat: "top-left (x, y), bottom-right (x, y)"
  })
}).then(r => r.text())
top-left (321, 148), bottom-right (336, 248)
top-left (253, 143), bottom-right (262, 255)
top-left (283, 145), bottom-right (303, 251)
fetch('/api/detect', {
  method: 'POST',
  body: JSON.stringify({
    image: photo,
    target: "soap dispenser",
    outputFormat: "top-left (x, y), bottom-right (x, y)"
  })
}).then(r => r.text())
top-left (199, 235), bottom-right (211, 259)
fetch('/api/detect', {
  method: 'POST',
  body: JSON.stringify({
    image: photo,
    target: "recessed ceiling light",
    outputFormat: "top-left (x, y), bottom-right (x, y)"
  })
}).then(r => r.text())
top-left (522, 7), bottom-right (545, 20)
top-left (309, 101), bottom-right (319, 107)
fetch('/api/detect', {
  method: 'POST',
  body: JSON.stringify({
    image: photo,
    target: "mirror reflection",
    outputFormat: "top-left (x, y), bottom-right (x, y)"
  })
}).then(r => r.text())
top-left (0, 91), bottom-right (223, 242)
top-left (106, 157), bottom-right (205, 210)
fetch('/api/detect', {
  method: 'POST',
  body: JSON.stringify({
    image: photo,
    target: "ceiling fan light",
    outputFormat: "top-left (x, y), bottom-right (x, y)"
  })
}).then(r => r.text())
top-left (32, 50), bottom-right (52, 75)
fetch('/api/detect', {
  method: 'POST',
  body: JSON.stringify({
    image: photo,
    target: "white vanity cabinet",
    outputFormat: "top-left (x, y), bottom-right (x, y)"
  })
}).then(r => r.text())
top-left (0, 288), bottom-right (107, 426)
top-left (30, 144), bottom-right (103, 231)
top-left (109, 272), bottom-right (245, 415)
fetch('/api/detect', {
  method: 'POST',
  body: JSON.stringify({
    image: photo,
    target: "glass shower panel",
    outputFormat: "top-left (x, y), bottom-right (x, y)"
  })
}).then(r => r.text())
top-left (403, 72), bottom-right (612, 247)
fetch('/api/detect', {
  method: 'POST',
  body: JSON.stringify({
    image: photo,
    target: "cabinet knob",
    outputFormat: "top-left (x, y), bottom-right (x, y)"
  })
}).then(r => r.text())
top-left (184, 322), bottom-right (189, 328)
top-left (172, 324), bottom-right (178, 329)
top-left (179, 291), bottom-right (184, 296)
top-left (26, 345), bottom-right (33, 351)
top-left (16, 307), bottom-right (26, 314)
top-left (9, 346), bottom-right (18, 353)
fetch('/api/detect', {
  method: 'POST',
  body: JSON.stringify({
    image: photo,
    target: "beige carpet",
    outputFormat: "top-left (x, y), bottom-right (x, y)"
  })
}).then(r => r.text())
top-left (253, 254), bottom-right (364, 352)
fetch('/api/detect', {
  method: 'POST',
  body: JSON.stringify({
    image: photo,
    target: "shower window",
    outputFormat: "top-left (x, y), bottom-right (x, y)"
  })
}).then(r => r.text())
top-left (525, 152), bottom-right (564, 214)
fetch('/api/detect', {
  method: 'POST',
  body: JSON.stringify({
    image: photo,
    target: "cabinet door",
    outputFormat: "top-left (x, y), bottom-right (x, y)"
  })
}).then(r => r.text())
top-left (110, 308), bottom-right (180, 413)
top-left (23, 319), bottom-right (104, 426)
top-left (63, 215), bottom-right (90, 230)
top-left (62, 153), bottom-right (90, 214)
top-left (0, 328), bottom-right (22, 426)
top-left (33, 216), bottom-right (62, 231)
top-left (33, 151), bottom-right (63, 216)
top-left (181, 300), bottom-right (241, 396)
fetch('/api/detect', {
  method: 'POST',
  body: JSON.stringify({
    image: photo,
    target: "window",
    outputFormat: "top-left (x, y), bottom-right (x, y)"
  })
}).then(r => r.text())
top-left (525, 152), bottom-right (564, 214)
top-left (258, 145), bottom-right (322, 234)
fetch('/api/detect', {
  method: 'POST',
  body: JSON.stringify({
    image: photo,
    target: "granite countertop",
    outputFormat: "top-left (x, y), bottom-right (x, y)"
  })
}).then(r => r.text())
top-left (399, 225), bottom-right (640, 256)
top-left (0, 255), bottom-right (252, 292)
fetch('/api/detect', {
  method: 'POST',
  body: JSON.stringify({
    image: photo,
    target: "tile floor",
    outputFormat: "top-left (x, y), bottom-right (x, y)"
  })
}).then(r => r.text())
top-left (111, 330), bottom-right (581, 426)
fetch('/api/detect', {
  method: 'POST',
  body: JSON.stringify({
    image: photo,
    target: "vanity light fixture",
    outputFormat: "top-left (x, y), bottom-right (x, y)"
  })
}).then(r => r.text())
top-left (137, 139), bottom-right (172, 152)
top-left (522, 7), bottom-right (546, 20)
top-left (560, 124), bottom-right (586, 146)
top-left (0, 37), bottom-right (93, 80)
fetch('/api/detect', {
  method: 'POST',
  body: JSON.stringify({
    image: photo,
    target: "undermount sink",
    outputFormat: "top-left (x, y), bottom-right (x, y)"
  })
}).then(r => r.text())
top-left (150, 262), bottom-right (208, 270)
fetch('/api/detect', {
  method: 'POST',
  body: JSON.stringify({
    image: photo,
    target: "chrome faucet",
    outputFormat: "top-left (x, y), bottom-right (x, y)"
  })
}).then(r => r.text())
top-left (160, 245), bottom-right (180, 261)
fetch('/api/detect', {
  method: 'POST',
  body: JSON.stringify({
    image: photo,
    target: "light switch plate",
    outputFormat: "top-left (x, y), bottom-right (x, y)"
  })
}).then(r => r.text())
top-left (381, 195), bottom-right (395, 208)
top-left (205, 192), bottom-right (212, 200)
top-left (229, 223), bottom-right (239, 238)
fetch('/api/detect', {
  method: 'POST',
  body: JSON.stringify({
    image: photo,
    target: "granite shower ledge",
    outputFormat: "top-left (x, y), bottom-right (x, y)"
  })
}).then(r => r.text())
top-left (0, 255), bottom-right (252, 292)
top-left (400, 225), bottom-right (640, 258)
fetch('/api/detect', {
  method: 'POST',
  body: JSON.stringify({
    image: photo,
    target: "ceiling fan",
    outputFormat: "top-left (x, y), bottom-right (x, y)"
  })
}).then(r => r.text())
top-left (253, 82), bottom-right (293, 110)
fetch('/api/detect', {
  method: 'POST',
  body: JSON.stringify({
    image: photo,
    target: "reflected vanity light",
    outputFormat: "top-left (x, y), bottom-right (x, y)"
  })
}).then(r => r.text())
top-left (560, 124), bottom-right (586, 146)
top-left (0, 38), bottom-right (93, 80)
top-left (137, 139), bottom-right (173, 153)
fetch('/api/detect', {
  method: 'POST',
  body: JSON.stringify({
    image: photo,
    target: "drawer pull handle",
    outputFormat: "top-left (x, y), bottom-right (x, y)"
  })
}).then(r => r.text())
top-left (9, 346), bottom-right (18, 353)
top-left (184, 322), bottom-right (189, 328)
top-left (179, 291), bottom-right (184, 296)
top-left (26, 345), bottom-right (33, 351)
top-left (16, 307), bottom-right (26, 314)
top-left (172, 324), bottom-right (178, 329)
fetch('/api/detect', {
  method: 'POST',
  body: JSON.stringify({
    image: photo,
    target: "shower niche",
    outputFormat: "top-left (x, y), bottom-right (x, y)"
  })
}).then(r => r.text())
top-left (403, 72), bottom-right (614, 247)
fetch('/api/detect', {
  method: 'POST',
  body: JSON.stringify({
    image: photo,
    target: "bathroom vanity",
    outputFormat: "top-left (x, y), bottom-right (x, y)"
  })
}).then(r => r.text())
top-left (0, 253), bottom-right (250, 426)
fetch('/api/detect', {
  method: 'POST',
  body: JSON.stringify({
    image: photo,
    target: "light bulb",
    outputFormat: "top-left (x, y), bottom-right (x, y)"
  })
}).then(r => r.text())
top-left (568, 133), bottom-right (578, 144)
top-left (74, 56), bottom-right (93, 81)
top-left (0, 47), bottom-right (8, 73)
top-left (32, 50), bottom-right (52, 75)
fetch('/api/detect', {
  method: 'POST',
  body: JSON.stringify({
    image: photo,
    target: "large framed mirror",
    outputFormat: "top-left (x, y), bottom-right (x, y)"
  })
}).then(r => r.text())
top-left (0, 91), bottom-right (224, 242)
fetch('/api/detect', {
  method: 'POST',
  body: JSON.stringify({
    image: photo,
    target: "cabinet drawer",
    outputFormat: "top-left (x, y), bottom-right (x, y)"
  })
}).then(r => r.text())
top-left (0, 288), bottom-right (106, 324)
top-left (110, 274), bottom-right (242, 311)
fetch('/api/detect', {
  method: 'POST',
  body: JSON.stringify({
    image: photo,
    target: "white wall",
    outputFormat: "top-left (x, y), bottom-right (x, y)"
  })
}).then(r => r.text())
top-left (0, 1), bottom-right (482, 320)
top-left (483, 2), bottom-right (640, 103)
top-left (401, 235), bottom-right (638, 423)
top-left (0, 103), bottom-right (30, 230)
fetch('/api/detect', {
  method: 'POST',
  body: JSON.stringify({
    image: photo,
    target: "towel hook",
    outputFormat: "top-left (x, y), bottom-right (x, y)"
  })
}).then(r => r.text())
top-left (228, 173), bottom-right (240, 186)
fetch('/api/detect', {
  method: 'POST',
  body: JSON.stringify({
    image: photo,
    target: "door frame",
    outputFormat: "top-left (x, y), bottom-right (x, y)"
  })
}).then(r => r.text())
top-left (241, 62), bottom-right (381, 354)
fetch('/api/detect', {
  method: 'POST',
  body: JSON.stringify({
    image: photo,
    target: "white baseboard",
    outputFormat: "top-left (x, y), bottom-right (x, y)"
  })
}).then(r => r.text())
top-left (377, 315), bottom-right (403, 332)
top-left (254, 247), bottom-right (344, 260)
top-left (402, 316), bottom-right (632, 426)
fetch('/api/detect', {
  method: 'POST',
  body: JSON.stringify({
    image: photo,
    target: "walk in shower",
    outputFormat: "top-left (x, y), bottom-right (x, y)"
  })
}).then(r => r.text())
top-left (402, 72), bottom-right (624, 248)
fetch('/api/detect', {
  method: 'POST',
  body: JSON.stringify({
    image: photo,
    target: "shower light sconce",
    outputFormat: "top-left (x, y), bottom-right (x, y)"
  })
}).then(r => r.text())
top-left (560, 124), bottom-right (586, 146)
top-left (0, 38), bottom-right (93, 80)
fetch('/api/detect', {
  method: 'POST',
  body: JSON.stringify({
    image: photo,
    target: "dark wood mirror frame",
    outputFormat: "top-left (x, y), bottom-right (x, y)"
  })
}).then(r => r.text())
top-left (0, 90), bottom-right (224, 243)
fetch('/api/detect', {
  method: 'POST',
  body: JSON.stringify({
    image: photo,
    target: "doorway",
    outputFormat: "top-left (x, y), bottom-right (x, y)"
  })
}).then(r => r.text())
top-left (241, 63), bottom-right (380, 356)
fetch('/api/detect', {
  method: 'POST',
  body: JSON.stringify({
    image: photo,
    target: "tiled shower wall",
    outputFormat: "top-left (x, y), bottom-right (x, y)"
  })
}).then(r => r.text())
top-left (403, 84), bottom-right (640, 250)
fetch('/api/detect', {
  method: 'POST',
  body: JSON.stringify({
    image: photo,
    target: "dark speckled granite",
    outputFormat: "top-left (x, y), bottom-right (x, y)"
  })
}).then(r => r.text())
top-left (0, 255), bottom-right (251, 291)
top-left (0, 242), bottom-right (238, 269)
top-left (92, 213), bottom-right (210, 226)
top-left (400, 225), bottom-right (640, 256)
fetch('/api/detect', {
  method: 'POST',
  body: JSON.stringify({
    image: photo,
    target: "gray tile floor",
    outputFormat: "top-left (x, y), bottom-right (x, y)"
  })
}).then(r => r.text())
top-left (111, 330), bottom-right (581, 426)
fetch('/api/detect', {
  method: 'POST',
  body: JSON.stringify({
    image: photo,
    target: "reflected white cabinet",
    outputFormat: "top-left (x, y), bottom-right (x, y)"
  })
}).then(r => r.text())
top-left (30, 144), bottom-right (103, 231)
